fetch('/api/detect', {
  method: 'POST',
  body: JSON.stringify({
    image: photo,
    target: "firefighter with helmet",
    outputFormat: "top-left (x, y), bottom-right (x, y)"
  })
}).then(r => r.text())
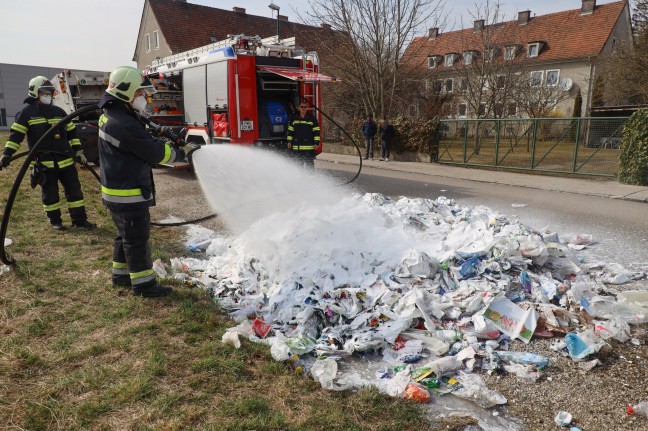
top-left (286, 99), bottom-right (320, 168)
top-left (0, 76), bottom-right (96, 230)
top-left (98, 66), bottom-right (200, 297)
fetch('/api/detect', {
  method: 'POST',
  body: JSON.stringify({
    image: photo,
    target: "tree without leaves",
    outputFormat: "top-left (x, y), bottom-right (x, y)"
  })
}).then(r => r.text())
top-left (298, 0), bottom-right (446, 120)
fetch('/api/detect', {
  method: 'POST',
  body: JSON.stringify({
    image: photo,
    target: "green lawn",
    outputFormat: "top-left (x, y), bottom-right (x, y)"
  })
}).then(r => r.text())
top-left (0, 130), bottom-right (460, 431)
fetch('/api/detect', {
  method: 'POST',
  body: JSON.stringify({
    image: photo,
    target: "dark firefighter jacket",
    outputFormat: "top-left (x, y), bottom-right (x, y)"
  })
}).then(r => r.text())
top-left (3, 97), bottom-right (82, 169)
top-left (287, 113), bottom-right (320, 151)
top-left (97, 93), bottom-right (182, 210)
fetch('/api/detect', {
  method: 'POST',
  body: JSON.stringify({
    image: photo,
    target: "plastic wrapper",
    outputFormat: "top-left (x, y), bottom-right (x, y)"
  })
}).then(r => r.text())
top-left (403, 382), bottom-right (431, 403)
top-left (222, 330), bottom-right (241, 349)
top-left (453, 372), bottom-right (507, 408)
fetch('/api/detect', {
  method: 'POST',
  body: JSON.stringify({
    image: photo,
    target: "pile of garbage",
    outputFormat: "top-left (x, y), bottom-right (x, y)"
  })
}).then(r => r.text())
top-left (167, 193), bottom-right (648, 409)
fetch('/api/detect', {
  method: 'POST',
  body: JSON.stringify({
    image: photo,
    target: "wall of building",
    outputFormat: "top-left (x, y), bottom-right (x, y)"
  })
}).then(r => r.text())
top-left (134, 2), bottom-right (172, 70)
top-left (0, 63), bottom-right (107, 130)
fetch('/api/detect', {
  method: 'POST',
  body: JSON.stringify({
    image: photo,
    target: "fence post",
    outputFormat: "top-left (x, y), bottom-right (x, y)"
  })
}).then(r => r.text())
top-left (495, 119), bottom-right (501, 166)
top-left (531, 119), bottom-right (538, 168)
top-left (572, 117), bottom-right (582, 173)
top-left (463, 120), bottom-right (469, 163)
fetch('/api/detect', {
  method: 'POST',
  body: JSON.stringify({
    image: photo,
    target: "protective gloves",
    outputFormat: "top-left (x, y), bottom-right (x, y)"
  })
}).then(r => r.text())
top-left (0, 155), bottom-right (11, 170)
top-left (182, 143), bottom-right (201, 166)
top-left (75, 150), bottom-right (88, 165)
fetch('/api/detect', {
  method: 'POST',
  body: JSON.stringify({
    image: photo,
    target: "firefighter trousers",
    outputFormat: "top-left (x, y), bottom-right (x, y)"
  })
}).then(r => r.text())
top-left (109, 208), bottom-right (156, 289)
top-left (40, 165), bottom-right (88, 225)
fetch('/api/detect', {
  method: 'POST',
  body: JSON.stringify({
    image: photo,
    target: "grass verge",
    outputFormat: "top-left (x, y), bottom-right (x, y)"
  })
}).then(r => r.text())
top-left (0, 131), bottom-right (434, 430)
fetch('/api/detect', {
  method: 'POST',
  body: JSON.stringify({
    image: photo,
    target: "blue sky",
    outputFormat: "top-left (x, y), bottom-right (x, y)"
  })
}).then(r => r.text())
top-left (0, 0), bottom-right (621, 71)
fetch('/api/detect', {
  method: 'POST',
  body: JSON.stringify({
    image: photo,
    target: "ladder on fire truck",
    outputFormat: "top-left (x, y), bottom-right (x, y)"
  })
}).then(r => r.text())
top-left (302, 51), bottom-right (320, 110)
top-left (149, 34), bottom-right (297, 73)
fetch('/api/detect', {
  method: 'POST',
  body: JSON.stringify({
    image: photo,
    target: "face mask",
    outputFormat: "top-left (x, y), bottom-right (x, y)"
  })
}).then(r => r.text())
top-left (39, 94), bottom-right (52, 105)
top-left (131, 95), bottom-right (148, 112)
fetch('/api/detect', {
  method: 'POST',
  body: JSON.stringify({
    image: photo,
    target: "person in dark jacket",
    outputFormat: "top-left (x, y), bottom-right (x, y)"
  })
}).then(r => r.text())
top-left (378, 117), bottom-right (396, 162)
top-left (98, 66), bottom-right (199, 297)
top-left (0, 76), bottom-right (95, 230)
top-left (287, 100), bottom-right (320, 168)
top-left (361, 114), bottom-right (377, 160)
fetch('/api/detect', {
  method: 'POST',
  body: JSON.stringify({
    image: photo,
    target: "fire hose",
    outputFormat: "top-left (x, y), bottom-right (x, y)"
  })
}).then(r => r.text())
top-left (0, 104), bottom-right (363, 265)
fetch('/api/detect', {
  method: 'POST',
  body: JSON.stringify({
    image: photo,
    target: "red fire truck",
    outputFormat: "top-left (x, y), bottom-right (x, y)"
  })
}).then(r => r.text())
top-left (143, 34), bottom-right (335, 153)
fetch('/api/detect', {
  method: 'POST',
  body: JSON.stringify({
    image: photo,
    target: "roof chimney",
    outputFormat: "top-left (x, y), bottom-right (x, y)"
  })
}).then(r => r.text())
top-left (474, 19), bottom-right (485, 32)
top-left (428, 27), bottom-right (439, 40)
top-left (581, 0), bottom-right (596, 15)
top-left (518, 10), bottom-right (531, 25)
top-left (278, 14), bottom-right (288, 21)
top-left (320, 23), bottom-right (332, 29)
top-left (232, 6), bottom-right (246, 13)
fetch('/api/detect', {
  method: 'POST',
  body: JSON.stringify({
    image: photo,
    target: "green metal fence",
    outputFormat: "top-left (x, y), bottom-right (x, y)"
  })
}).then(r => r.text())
top-left (436, 117), bottom-right (629, 177)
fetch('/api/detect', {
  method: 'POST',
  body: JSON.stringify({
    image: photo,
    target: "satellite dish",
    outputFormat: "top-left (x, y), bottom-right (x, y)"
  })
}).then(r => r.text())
top-left (559, 77), bottom-right (573, 92)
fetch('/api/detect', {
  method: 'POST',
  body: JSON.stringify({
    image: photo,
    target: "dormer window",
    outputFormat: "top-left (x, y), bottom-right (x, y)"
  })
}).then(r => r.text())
top-left (444, 53), bottom-right (459, 67)
top-left (504, 45), bottom-right (519, 60)
top-left (428, 55), bottom-right (442, 68)
top-left (463, 50), bottom-right (478, 65)
top-left (527, 42), bottom-right (541, 58)
top-left (484, 48), bottom-right (497, 62)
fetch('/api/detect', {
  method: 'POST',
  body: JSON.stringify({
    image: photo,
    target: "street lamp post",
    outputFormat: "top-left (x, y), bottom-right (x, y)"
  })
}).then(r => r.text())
top-left (268, 2), bottom-right (280, 42)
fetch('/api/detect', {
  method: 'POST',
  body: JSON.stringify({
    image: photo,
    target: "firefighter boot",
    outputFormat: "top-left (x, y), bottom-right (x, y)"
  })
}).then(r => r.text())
top-left (132, 284), bottom-right (173, 298)
top-left (73, 220), bottom-right (97, 229)
top-left (112, 275), bottom-right (132, 289)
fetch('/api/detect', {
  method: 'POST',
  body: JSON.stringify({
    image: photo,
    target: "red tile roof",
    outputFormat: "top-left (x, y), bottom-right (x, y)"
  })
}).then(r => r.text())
top-left (146, 0), bottom-right (331, 54)
top-left (404, 1), bottom-right (628, 70)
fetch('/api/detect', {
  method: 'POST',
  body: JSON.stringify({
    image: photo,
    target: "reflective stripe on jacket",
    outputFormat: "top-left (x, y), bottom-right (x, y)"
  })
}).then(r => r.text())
top-left (97, 93), bottom-right (181, 209)
top-left (287, 114), bottom-right (320, 151)
top-left (3, 98), bottom-right (81, 165)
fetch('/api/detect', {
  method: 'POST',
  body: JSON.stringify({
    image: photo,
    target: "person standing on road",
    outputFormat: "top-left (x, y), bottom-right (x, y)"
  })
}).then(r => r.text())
top-left (98, 66), bottom-right (199, 297)
top-left (287, 100), bottom-right (320, 168)
top-left (362, 114), bottom-right (377, 160)
top-left (0, 76), bottom-right (95, 231)
top-left (379, 117), bottom-right (395, 162)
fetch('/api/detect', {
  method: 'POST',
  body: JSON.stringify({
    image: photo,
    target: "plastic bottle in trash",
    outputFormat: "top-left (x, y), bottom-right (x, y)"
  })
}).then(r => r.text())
top-left (495, 351), bottom-right (549, 369)
top-left (627, 401), bottom-right (648, 417)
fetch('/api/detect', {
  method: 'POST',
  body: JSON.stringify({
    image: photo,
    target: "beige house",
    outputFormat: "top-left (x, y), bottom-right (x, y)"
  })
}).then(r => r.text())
top-left (133, 0), bottom-right (335, 70)
top-left (402, 0), bottom-right (632, 119)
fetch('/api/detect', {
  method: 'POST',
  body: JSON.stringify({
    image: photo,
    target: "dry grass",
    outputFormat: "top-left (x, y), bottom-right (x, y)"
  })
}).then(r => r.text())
top-left (0, 131), bottom-right (431, 430)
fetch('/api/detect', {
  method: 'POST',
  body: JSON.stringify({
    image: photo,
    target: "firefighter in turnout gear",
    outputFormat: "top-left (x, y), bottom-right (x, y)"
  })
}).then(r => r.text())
top-left (0, 76), bottom-right (95, 231)
top-left (286, 100), bottom-right (320, 168)
top-left (98, 66), bottom-right (199, 297)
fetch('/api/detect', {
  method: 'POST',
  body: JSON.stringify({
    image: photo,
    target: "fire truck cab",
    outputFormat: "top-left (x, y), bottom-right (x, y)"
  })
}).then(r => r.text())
top-left (144, 34), bottom-right (334, 154)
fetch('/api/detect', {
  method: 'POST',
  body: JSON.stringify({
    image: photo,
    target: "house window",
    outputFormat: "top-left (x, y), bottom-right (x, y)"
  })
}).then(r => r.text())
top-left (507, 103), bottom-right (517, 117)
top-left (458, 103), bottom-right (467, 117)
top-left (484, 48), bottom-right (497, 62)
top-left (428, 56), bottom-right (441, 68)
top-left (496, 75), bottom-right (506, 89)
top-left (527, 43), bottom-right (540, 58)
top-left (494, 104), bottom-right (504, 117)
top-left (444, 53), bottom-right (457, 67)
top-left (504, 46), bottom-right (518, 60)
top-left (154, 31), bottom-right (160, 50)
top-left (530, 71), bottom-right (543, 86)
top-left (460, 78), bottom-right (468, 91)
top-left (478, 103), bottom-right (486, 116)
top-left (433, 80), bottom-right (443, 93)
top-left (463, 51), bottom-right (475, 65)
top-left (145, 34), bottom-right (151, 52)
top-left (445, 79), bottom-right (453, 93)
top-left (546, 70), bottom-right (560, 86)
top-left (611, 37), bottom-right (618, 53)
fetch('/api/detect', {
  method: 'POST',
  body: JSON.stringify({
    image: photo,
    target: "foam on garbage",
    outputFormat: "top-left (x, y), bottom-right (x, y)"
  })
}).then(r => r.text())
top-left (183, 147), bottom-right (647, 429)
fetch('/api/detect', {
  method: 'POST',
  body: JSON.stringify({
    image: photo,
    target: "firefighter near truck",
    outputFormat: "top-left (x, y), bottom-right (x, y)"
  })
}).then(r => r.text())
top-left (142, 34), bottom-right (335, 157)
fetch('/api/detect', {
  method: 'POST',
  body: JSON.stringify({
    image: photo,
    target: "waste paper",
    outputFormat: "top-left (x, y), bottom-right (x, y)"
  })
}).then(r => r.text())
top-left (169, 193), bottom-right (648, 423)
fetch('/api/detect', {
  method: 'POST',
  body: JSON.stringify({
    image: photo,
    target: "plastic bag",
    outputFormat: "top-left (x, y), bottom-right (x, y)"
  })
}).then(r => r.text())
top-left (453, 372), bottom-right (507, 408)
top-left (222, 330), bottom-right (241, 349)
top-left (403, 382), bottom-right (431, 403)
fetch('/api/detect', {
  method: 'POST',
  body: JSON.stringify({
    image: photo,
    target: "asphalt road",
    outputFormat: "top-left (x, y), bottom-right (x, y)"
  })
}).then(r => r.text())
top-left (321, 161), bottom-right (648, 271)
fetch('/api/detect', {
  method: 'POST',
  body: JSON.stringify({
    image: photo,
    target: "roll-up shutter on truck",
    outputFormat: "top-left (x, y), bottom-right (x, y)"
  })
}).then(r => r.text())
top-left (183, 66), bottom-right (207, 125)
